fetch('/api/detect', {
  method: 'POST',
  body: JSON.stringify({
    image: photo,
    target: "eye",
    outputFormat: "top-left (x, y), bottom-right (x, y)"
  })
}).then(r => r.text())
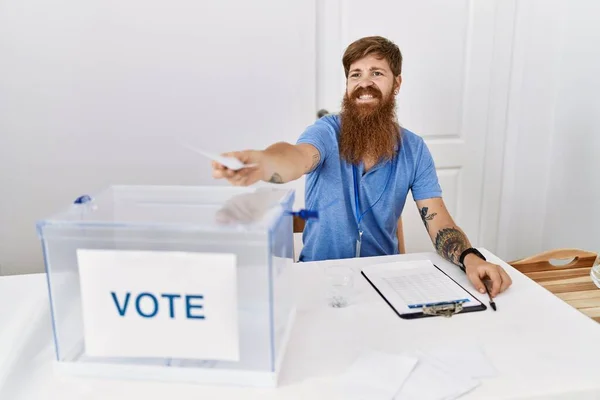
top-left (372, 71), bottom-right (383, 76)
top-left (350, 73), bottom-right (360, 78)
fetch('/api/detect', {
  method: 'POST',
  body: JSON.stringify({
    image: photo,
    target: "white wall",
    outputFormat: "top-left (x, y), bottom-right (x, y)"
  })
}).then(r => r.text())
top-left (498, 0), bottom-right (600, 260)
top-left (3, 0), bottom-right (599, 274)
top-left (541, 2), bottom-right (600, 252)
top-left (0, 0), bottom-right (316, 275)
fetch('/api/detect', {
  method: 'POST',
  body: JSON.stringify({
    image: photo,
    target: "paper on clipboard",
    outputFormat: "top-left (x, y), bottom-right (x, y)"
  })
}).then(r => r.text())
top-left (361, 260), bottom-right (483, 317)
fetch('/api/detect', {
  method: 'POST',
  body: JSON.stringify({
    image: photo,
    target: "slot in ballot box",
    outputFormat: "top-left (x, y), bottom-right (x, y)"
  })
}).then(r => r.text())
top-left (36, 185), bottom-right (297, 387)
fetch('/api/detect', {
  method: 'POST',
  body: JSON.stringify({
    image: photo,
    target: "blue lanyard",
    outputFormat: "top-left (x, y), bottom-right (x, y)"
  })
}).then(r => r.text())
top-left (352, 166), bottom-right (367, 227)
top-left (352, 162), bottom-right (394, 228)
top-left (353, 163), bottom-right (393, 258)
top-left (352, 155), bottom-right (396, 258)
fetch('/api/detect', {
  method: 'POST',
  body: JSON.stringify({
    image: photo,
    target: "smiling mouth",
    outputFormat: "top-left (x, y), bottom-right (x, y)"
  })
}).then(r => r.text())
top-left (356, 94), bottom-right (378, 102)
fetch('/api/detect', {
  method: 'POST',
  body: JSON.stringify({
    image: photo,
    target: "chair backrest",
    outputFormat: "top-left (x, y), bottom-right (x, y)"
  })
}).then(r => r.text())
top-left (509, 248), bottom-right (598, 274)
top-left (293, 215), bottom-right (305, 233)
top-left (509, 248), bottom-right (600, 323)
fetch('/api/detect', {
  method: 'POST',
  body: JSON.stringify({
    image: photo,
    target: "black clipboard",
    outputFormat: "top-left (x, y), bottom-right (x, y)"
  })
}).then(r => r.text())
top-left (361, 262), bottom-right (487, 319)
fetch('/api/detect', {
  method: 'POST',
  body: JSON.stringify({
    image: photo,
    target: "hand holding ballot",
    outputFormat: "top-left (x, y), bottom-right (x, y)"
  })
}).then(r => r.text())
top-left (179, 141), bottom-right (272, 186)
top-left (211, 142), bottom-right (321, 186)
top-left (211, 149), bottom-right (277, 186)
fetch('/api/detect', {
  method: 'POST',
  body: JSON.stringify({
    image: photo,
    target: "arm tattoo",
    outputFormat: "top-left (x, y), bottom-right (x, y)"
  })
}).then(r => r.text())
top-left (269, 173), bottom-right (283, 184)
top-left (307, 153), bottom-right (320, 173)
top-left (419, 206), bottom-right (437, 232)
top-left (434, 227), bottom-right (469, 266)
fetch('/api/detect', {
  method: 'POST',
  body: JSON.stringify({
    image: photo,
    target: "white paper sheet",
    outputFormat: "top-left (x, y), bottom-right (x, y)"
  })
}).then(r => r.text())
top-left (394, 351), bottom-right (480, 400)
top-left (179, 142), bottom-right (256, 170)
top-left (336, 351), bottom-right (418, 400)
top-left (420, 345), bottom-right (498, 379)
top-left (333, 346), bottom-right (496, 400)
top-left (77, 249), bottom-right (240, 361)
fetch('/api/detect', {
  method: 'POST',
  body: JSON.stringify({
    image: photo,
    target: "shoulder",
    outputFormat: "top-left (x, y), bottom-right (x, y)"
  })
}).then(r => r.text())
top-left (399, 127), bottom-right (425, 148)
top-left (297, 114), bottom-right (341, 150)
top-left (313, 114), bottom-right (341, 136)
top-left (397, 127), bottom-right (436, 168)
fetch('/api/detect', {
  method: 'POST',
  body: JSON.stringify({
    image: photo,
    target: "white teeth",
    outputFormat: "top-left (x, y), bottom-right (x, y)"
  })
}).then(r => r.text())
top-left (359, 94), bottom-right (373, 99)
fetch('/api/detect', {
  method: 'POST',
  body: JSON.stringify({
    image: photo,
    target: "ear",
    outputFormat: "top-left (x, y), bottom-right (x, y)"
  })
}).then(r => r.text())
top-left (394, 75), bottom-right (402, 94)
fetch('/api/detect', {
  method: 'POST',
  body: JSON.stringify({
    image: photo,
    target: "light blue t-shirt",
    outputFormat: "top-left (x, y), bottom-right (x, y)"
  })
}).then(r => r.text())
top-left (296, 114), bottom-right (442, 262)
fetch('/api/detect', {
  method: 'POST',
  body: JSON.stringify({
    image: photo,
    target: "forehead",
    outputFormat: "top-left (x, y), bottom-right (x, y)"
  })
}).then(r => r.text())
top-left (348, 54), bottom-right (391, 71)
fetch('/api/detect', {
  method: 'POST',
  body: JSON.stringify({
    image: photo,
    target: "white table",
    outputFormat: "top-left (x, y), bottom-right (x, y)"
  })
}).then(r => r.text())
top-left (1, 249), bottom-right (600, 399)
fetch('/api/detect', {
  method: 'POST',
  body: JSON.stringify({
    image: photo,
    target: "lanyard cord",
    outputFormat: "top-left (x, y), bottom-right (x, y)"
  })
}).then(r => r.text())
top-left (352, 160), bottom-right (394, 227)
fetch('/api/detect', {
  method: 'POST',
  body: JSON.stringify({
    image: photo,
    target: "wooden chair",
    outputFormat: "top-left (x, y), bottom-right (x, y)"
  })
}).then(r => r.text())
top-left (509, 249), bottom-right (600, 323)
top-left (292, 215), bottom-right (306, 234)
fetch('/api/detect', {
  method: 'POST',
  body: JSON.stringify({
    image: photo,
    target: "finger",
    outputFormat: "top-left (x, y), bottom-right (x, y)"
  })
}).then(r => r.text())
top-left (229, 173), bottom-right (245, 186)
top-left (498, 267), bottom-right (512, 293)
top-left (240, 164), bottom-right (260, 173)
top-left (235, 167), bottom-right (262, 184)
top-left (234, 178), bottom-right (249, 187)
top-left (232, 179), bottom-right (247, 187)
top-left (212, 168), bottom-right (225, 179)
top-left (481, 267), bottom-right (502, 297)
top-left (231, 169), bottom-right (257, 186)
top-left (223, 151), bottom-right (253, 165)
top-left (211, 160), bottom-right (225, 171)
top-left (235, 174), bottom-right (258, 187)
top-left (234, 167), bottom-right (255, 179)
top-left (468, 271), bottom-right (486, 294)
top-left (223, 168), bottom-right (237, 178)
top-left (231, 151), bottom-right (263, 168)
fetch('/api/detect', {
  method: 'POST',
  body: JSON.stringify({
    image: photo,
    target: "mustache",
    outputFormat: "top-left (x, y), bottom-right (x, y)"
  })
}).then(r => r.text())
top-left (351, 86), bottom-right (382, 100)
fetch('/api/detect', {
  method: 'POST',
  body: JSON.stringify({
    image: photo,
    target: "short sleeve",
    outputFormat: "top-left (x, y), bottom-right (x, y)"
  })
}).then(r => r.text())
top-left (296, 116), bottom-right (338, 171)
top-left (411, 139), bottom-right (443, 200)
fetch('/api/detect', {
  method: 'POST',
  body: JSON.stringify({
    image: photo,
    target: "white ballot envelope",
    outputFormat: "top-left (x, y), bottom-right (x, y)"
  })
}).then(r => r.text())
top-left (180, 142), bottom-right (257, 171)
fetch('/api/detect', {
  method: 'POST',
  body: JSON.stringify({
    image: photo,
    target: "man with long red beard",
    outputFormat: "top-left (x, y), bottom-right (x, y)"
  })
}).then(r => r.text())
top-left (212, 36), bottom-right (512, 297)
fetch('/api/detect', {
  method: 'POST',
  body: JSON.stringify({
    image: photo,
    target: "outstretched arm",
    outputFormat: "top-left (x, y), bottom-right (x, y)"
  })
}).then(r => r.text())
top-left (212, 143), bottom-right (320, 186)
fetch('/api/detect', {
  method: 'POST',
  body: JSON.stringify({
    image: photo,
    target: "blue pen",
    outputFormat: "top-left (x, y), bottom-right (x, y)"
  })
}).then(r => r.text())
top-left (408, 299), bottom-right (470, 309)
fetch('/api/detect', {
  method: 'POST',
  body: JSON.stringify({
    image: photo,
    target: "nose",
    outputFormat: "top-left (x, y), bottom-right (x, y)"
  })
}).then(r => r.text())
top-left (356, 78), bottom-right (374, 89)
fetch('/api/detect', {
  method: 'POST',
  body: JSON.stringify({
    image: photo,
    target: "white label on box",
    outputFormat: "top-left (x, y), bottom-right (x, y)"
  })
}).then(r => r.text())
top-left (76, 249), bottom-right (239, 361)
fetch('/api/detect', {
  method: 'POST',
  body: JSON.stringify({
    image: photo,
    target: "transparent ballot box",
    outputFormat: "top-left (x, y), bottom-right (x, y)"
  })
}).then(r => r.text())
top-left (36, 185), bottom-right (297, 387)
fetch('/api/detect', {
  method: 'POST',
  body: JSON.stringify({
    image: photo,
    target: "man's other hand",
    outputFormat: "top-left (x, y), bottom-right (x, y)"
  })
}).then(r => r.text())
top-left (463, 255), bottom-right (512, 297)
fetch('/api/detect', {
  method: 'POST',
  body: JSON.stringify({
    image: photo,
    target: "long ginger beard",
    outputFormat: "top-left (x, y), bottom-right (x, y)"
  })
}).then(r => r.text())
top-left (339, 85), bottom-right (400, 165)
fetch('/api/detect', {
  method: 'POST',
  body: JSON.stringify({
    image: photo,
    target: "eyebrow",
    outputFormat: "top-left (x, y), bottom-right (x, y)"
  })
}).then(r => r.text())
top-left (349, 67), bottom-right (387, 74)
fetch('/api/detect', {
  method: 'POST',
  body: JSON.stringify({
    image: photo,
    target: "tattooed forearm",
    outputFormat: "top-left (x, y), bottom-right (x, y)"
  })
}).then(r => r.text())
top-left (419, 206), bottom-right (437, 232)
top-left (307, 153), bottom-right (320, 173)
top-left (434, 227), bottom-right (470, 265)
top-left (269, 173), bottom-right (283, 184)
